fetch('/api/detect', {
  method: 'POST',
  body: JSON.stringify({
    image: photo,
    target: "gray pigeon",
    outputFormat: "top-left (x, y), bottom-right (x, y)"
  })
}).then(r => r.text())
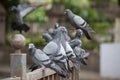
top-left (52, 26), bottom-right (80, 72)
top-left (74, 47), bottom-right (89, 65)
top-left (64, 9), bottom-right (95, 40)
top-left (70, 29), bottom-right (89, 65)
top-left (11, 3), bottom-right (37, 33)
top-left (42, 27), bottom-right (71, 77)
top-left (43, 38), bottom-right (71, 77)
top-left (69, 29), bottom-right (83, 49)
top-left (42, 32), bottom-right (53, 43)
top-left (28, 43), bottom-right (68, 78)
top-left (42, 23), bottom-right (60, 43)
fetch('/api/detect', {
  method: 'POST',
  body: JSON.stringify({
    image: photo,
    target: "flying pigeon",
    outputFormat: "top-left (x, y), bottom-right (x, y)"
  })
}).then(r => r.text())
top-left (11, 3), bottom-right (37, 33)
top-left (28, 43), bottom-right (68, 78)
top-left (64, 9), bottom-right (95, 40)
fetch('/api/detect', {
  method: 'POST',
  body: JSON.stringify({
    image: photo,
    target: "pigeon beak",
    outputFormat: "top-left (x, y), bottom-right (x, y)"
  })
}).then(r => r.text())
top-left (91, 30), bottom-right (96, 33)
top-left (28, 46), bottom-right (31, 49)
top-left (64, 11), bottom-right (67, 15)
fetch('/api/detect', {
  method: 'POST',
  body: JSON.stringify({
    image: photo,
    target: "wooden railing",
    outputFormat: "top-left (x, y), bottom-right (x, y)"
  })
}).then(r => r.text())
top-left (2, 65), bottom-right (77, 80)
top-left (1, 53), bottom-right (78, 80)
top-left (26, 67), bottom-right (77, 80)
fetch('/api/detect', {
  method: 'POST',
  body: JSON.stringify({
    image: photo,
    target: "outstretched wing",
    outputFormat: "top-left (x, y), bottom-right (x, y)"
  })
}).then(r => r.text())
top-left (17, 3), bottom-right (36, 18)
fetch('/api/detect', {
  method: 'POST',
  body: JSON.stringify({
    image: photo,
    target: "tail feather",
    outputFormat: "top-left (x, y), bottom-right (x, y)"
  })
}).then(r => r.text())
top-left (29, 63), bottom-right (39, 71)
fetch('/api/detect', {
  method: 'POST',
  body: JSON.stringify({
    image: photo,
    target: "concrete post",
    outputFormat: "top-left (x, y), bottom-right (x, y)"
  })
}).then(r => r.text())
top-left (10, 53), bottom-right (26, 80)
top-left (114, 18), bottom-right (120, 43)
top-left (10, 34), bottom-right (26, 80)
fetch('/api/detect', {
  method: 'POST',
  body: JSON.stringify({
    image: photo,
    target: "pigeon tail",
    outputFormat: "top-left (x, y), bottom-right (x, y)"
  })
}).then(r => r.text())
top-left (29, 63), bottom-right (39, 71)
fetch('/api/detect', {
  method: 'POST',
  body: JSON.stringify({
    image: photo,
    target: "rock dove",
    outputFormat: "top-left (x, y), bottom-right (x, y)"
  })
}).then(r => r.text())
top-left (28, 43), bottom-right (68, 78)
top-left (69, 29), bottom-right (83, 49)
top-left (64, 9), bottom-right (95, 40)
top-left (43, 26), bottom-right (72, 77)
top-left (11, 3), bottom-right (36, 33)
top-left (43, 39), bottom-right (71, 77)
top-left (29, 63), bottom-right (39, 71)
top-left (42, 32), bottom-right (53, 43)
top-left (70, 29), bottom-right (89, 65)
top-left (52, 26), bottom-right (80, 72)
top-left (74, 47), bottom-right (89, 65)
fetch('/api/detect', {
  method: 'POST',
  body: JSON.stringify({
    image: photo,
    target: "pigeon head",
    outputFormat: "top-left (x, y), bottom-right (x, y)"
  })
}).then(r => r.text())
top-left (75, 29), bottom-right (83, 38)
top-left (29, 43), bottom-right (35, 49)
top-left (64, 9), bottom-right (74, 19)
top-left (54, 23), bottom-right (59, 29)
top-left (53, 26), bottom-right (70, 41)
top-left (28, 43), bottom-right (36, 55)
top-left (11, 6), bottom-right (19, 13)
top-left (54, 26), bottom-right (68, 35)
top-left (64, 9), bottom-right (71, 15)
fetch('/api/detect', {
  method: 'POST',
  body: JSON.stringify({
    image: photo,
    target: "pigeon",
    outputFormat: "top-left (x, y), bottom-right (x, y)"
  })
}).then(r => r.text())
top-left (43, 38), bottom-right (71, 78)
top-left (28, 43), bottom-right (68, 78)
top-left (70, 29), bottom-right (89, 65)
top-left (11, 3), bottom-right (37, 33)
top-left (43, 26), bottom-right (72, 77)
top-left (69, 29), bottom-right (83, 49)
top-left (52, 26), bottom-right (80, 72)
top-left (64, 9), bottom-right (95, 40)
top-left (29, 63), bottom-right (39, 71)
top-left (42, 32), bottom-right (53, 43)
top-left (74, 47), bottom-right (89, 65)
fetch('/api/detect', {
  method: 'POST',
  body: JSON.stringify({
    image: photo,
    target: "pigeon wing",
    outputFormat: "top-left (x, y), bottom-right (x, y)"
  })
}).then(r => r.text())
top-left (17, 3), bottom-right (36, 18)
top-left (35, 49), bottom-right (68, 78)
top-left (73, 15), bottom-right (86, 28)
top-left (43, 41), bottom-right (59, 56)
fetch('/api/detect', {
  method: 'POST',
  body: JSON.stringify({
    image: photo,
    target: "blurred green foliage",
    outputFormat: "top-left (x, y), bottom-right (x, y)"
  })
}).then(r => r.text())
top-left (95, 0), bottom-right (118, 3)
top-left (26, 34), bottom-right (46, 48)
top-left (25, 8), bottom-right (48, 26)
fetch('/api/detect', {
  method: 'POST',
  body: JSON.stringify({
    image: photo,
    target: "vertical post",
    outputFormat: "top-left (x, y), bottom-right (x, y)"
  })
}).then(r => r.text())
top-left (10, 53), bottom-right (26, 80)
top-left (10, 34), bottom-right (26, 80)
top-left (114, 18), bottom-right (120, 42)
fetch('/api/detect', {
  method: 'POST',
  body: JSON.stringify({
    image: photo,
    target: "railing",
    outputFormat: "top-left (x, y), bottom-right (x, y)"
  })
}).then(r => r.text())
top-left (2, 61), bottom-right (77, 80)
top-left (1, 52), bottom-right (78, 80)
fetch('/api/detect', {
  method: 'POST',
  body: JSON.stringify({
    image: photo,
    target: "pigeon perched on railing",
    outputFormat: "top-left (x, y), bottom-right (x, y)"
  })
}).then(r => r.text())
top-left (11, 3), bottom-right (37, 33)
top-left (64, 9), bottom-right (95, 40)
top-left (70, 29), bottom-right (89, 65)
top-left (43, 31), bottom-right (71, 77)
top-left (28, 43), bottom-right (68, 78)
top-left (42, 32), bottom-right (53, 43)
top-left (52, 26), bottom-right (81, 72)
